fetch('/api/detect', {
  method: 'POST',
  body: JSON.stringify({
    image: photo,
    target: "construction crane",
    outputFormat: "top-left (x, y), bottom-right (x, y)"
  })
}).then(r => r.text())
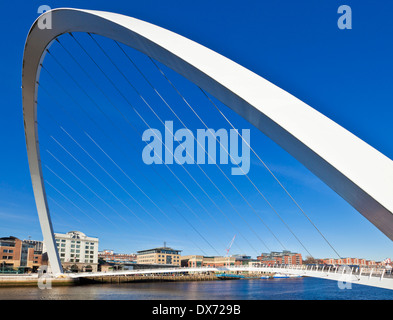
top-left (225, 235), bottom-right (236, 267)
top-left (225, 235), bottom-right (236, 257)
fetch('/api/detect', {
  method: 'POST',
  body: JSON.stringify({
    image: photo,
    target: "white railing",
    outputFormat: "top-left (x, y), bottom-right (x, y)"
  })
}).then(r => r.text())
top-left (68, 264), bottom-right (392, 279)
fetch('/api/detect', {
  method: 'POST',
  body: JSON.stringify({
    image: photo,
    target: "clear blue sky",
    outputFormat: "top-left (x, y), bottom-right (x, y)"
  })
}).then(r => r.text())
top-left (1, 0), bottom-right (393, 261)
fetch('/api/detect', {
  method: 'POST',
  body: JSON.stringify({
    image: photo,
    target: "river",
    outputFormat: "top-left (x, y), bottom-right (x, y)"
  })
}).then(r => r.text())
top-left (0, 277), bottom-right (392, 300)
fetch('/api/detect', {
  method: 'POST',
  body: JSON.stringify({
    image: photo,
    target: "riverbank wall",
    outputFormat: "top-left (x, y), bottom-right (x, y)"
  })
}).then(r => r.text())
top-left (0, 272), bottom-right (274, 287)
top-left (0, 275), bottom-right (78, 287)
top-left (79, 274), bottom-right (218, 284)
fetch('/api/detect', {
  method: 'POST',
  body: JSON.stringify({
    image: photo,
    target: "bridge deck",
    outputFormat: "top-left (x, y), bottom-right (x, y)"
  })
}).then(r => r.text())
top-left (66, 265), bottom-right (393, 291)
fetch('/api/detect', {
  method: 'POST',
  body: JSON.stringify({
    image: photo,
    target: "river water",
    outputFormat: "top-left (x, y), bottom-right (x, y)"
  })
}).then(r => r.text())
top-left (0, 277), bottom-right (392, 300)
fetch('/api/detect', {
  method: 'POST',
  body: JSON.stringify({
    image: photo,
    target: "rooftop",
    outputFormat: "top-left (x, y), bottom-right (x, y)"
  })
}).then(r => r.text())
top-left (137, 247), bottom-right (182, 254)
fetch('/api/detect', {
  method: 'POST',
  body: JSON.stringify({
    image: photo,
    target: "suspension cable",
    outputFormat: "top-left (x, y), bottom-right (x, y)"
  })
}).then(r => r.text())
top-left (39, 46), bottom-right (222, 256)
top-left (56, 35), bottom-right (233, 245)
top-left (200, 88), bottom-right (342, 259)
top-left (87, 33), bottom-right (277, 252)
top-left (143, 54), bottom-right (314, 258)
top-left (65, 33), bottom-right (260, 254)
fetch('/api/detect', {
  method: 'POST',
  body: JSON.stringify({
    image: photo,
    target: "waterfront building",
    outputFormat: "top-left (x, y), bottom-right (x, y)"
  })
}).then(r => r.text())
top-left (232, 254), bottom-right (256, 266)
top-left (359, 259), bottom-right (367, 265)
top-left (257, 250), bottom-right (303, 265)
top-left (181, 255), bottom-right (203, 267)
top-left (98, 249), bottom-right (137, 264)
top-left (137, 246), bottom-right (181, 266)
top-left (323, 258), bottom-right (335, 265)
top-left (203, 256), bottom-right (236, 267)
top-left (54, 231), bottom-right (99, 272)
top-left (23, 239), bottom-right (44, 253)
top-left (320, 257), bottom-right (385, 267)
top-left (181, 255), bottom-right (236, 267)
top-left (0, 236), bottom-right (43, 273)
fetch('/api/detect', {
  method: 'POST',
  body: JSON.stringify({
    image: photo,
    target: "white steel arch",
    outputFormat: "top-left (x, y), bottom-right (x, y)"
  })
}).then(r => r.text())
top-left (22, 8), bottom-right (393, 274)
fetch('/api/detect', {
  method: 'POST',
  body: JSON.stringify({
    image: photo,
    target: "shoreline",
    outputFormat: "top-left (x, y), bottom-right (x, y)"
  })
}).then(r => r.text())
top-left (0, 272), bottom-right (273, 287)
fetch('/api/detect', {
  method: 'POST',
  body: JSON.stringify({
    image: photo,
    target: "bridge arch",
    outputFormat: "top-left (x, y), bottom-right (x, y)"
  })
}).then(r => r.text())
top-left (22, 8), bottom-right (393, 274)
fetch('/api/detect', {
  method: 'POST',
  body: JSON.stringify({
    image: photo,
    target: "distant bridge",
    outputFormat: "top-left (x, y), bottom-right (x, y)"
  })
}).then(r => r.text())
top-left (68, 264), bottom-right (393, 291)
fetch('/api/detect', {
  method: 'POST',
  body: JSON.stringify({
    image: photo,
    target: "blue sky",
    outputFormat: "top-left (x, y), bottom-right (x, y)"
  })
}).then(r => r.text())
top-left (1, 0), bottom-right (393, 261)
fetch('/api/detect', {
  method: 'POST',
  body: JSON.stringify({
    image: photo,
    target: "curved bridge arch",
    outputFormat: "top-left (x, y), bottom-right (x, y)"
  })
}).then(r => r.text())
top-left (22, 8), bottom-right (393, 274)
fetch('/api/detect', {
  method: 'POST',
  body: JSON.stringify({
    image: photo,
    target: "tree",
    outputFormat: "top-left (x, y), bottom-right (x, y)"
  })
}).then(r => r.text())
top-left (303, 256), bottom-right (318, 265)
top-left (70, 264), bottom-right (79, 273)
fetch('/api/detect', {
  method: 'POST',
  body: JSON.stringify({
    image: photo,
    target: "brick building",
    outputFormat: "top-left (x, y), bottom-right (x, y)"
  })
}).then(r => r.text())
top-left (181, 255), bottom-right (244, 267)
top-left (0, 236), bottom-right (44, 273)
top-left (257, 250), bottom-right (302, 265)
top-left (321, 257), bottom-right (381, 266)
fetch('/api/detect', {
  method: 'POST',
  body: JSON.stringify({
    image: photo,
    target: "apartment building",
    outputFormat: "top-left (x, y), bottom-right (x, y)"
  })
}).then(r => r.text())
top-left (321, 257), bottom-right (380, 266)
top-left (257, 250), bottom-right (303, 265)
top-left (54, 231), bottom-right (99, 272)
top-left (137, 246), bottom-right (181, 266)
top-left (0, 236), bottom-right (44, 272)
top-left (181, 255), bottom-right (236, 267)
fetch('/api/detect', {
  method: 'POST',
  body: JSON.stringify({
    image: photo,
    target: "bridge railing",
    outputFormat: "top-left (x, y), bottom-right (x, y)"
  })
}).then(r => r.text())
top-left (67, 264), bottom-right (393, 282)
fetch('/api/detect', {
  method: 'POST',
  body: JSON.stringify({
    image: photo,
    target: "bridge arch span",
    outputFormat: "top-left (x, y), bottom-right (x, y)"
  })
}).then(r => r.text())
top-left (22, 8), bottom-right (393, 274)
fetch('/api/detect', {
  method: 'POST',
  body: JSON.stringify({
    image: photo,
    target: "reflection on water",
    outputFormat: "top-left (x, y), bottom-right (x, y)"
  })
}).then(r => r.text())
top-left (0, 277), bottom-right (392, 300)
